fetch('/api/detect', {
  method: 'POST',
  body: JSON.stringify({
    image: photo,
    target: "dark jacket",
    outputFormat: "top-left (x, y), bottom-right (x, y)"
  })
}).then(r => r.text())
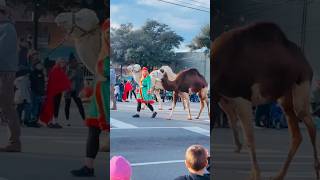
top-left (175, 173), bottom-right (210, 180)
top-left (30, 69), bottom-right (45, 96)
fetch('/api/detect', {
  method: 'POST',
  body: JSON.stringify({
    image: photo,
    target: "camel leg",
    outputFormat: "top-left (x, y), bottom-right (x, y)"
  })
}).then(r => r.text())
top-left (219, 98), bottom-right (242, 153)
top-left (168, 91), bottom-right (178, 120)
top-left (196, 99), bottom-right (204, 119)
top-left (272, 94), bottom-right (302, 180)
top-left (205, 97), bottom-right (210, 119)
top-left (196, 90), bottom-right (206, 119)
top-left (185, 95), bottom-right (192, 120)
top-left (181, 94), bottom-right (187, 110)
top-left (234, 98), bottom-right (260, 180)
top-left (292, 82), bottom-right (320, 179)
top-left (155, 90), bottom-right (162, 110)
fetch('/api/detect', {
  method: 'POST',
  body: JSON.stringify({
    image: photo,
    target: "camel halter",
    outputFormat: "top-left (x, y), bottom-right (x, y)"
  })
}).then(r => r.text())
top-left (69, 12), bottom-right (100, 38)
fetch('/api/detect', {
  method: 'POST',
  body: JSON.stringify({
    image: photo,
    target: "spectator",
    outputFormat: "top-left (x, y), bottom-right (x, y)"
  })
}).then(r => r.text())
top-left (119, 80), bottom-right (124, 102)
top-left (110, 156), bottom-right (132, 180)
top-left (175, 145), bottom-right (210, 180)
top-left (14, 70), bottom-right (32, 126)
top-left (0, 0), bottom-right (21, 152)
top-left (40, 58), bottom-right (71, 129)
top-left (18, 37), bottom-right (29, 70)
top-left (64, 54), bottom-right (86, 126)
top-left (110, 64), bottom-right (117, 110)
top-left (115, 83), bottom-right (120, 102)
top-left (29, 61), bottom-right (45, 128)
top-left (130, 80), bottom-right (137, 100)
top-left (122, 80), bottom-right (132, 102)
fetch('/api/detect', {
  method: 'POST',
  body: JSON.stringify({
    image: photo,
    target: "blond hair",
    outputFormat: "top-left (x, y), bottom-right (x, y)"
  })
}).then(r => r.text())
top-left (185, 145), bottom-right (208, 171)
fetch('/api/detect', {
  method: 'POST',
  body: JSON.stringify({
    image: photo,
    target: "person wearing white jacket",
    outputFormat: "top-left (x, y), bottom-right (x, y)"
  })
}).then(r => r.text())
top-left (14, 70), bottom-right (32, 126)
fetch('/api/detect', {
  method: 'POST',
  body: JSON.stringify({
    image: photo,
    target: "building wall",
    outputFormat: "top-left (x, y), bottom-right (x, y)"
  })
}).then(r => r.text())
top-left (173, 52), bottom-right (210, 83)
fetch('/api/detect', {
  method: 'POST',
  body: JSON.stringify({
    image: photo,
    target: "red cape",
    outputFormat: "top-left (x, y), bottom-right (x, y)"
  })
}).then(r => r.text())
top-left (122, 82), bottom-right (133, 101)
top-left (40, 65), bottom-right (71, 124)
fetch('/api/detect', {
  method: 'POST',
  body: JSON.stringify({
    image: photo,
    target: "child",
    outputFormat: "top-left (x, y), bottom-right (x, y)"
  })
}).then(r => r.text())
top-left (14, 70), bottom-right (32, 126)
top-left (175, 145), bottom-right (210, 180)
top-left (110, 156), bottom-right (132, 180)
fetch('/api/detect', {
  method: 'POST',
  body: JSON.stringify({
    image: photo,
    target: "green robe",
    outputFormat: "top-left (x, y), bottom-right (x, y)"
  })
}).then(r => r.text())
top-left (137, 75), bottom-right (154, 103)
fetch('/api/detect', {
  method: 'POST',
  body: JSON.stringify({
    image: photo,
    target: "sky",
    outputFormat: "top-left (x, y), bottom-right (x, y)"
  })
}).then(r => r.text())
top-left (110, 0), bottom-right (210, 52)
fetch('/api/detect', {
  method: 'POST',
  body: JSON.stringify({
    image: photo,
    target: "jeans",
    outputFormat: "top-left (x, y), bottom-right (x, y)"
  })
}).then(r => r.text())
top-left (31, 93), bottom-right (43, 122)
top-left (17, 101), bottom-right (31, 124)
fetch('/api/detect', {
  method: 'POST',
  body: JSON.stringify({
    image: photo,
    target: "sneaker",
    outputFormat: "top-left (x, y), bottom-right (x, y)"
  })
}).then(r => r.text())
top-left (151, 112), bottom-right (157, 118)
top-left (132, 114), bottom-right (140, 118)
top-left (48, 123), bottom-right (63, 129)
top-left (70, 166), bottom-right (94, 177)
top-left (25, 122), bottom-right (42, 128)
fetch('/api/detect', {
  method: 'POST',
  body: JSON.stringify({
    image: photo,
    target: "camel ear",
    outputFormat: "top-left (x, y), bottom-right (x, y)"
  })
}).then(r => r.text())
top-left (160, 69), bottom-right (164, 73)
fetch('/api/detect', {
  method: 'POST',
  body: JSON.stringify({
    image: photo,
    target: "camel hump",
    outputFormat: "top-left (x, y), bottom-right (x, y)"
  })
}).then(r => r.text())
top-left (236, 22), bottom-right (288, 44)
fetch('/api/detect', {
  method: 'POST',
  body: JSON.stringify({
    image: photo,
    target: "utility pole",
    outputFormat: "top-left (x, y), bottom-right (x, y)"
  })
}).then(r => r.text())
top-left (33, 0), bottom-right (40, 50)
top-left (300, 0), bottom-right (308, 53)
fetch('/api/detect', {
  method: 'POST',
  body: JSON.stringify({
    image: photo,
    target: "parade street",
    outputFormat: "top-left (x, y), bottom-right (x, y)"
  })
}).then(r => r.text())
top-left (111, 101), bottom-right (210, 180)
top-left (0, 103), bottom-right (108, 180)
top-left (212, 125), bottom-right (317, 180)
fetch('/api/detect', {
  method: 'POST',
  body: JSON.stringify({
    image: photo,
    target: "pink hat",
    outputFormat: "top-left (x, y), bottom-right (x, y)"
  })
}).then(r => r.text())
top-left (110, 156), bottom-right (132, 180)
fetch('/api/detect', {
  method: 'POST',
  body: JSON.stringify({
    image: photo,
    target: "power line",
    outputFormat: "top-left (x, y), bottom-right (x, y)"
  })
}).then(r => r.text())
top-left (172, 0), bottom-right (209, 10)
top-left (157, 0), bottom-right (210, 13)
top-left (185, 0), bottom-right (210, 6)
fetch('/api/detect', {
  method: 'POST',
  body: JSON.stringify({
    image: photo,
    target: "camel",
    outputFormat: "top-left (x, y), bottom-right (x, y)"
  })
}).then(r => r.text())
top-left (212, 22), bottom-right (319, 180)
top-left (160, 68), bottom-right (209, 120)
top-left (127, 64), bottom-right (191, 117)
top-left (55, 8), bottom-right (101, 74)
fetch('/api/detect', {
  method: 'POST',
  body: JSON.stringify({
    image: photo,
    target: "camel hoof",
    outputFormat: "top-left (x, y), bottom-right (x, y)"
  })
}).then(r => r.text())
top-left (249, 170), bottom-right (261, 180)
top-left (158, 108), bottom-right (163, 110)
top-left (187, 118), bottom-right (192, 120)
top-left (195, 117), bottom-right (200, 119)
top-left (168, 108), bottom-right (172, 110)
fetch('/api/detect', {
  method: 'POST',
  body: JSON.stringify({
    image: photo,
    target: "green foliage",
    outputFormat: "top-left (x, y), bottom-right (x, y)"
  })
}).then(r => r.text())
top-left (111, 20), bottom-right (184, 67)
top-left (188, 24), bottom-right (210, 53)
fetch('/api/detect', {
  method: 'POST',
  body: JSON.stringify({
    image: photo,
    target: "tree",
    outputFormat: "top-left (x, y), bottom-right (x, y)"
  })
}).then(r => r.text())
top-left (188, 24), bottom-right (210, 54)
top-left (111, 20), bottom-right (184, 68)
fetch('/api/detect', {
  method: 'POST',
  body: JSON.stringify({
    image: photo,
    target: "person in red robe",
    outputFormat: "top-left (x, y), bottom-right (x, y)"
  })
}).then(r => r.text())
top-left (40, 59), bottom-right (71, 128)
top-left (122, 80), bottom-right (133, 102)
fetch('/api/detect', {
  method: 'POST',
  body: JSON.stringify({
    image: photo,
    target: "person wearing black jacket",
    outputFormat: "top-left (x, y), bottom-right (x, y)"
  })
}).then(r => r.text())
top-left (29, 61), bottom-right (45, 127)
top-left (175, 145), bottom-right (210, 180)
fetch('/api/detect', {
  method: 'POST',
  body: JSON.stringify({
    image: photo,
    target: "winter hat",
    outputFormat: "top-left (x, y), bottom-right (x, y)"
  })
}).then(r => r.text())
top-left (110, 156), bottom-right (132, 180)
top-left (142, 67), bottom-right (148, 71)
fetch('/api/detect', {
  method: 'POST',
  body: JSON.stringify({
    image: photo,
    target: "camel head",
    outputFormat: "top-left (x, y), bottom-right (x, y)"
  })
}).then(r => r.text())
top-left (127, 64), bottom-right (142, 83)
top-left (127, 64), bottom-right (141, 74)
top-left (55, 8), bottom-right (100, 39)
top-left (159, 65), bottom-right (176, 80)
top-left (160, 66), bottom-right (174, 75)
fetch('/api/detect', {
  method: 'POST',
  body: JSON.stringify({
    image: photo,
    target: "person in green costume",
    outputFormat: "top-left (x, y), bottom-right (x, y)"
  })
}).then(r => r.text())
top-left (132, 67), bottom-right (157, 118)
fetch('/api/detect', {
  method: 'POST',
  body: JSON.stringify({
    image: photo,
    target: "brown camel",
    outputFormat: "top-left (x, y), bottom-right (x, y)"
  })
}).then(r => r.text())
top-left (160, 68), bottom-right (209, 120)
top-left (212, 22), bottom-right (319, 180)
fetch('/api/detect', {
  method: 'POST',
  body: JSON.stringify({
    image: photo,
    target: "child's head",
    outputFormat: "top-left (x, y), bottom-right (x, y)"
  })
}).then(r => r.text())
top-left (185, 145), bottom-right (209, 173)
top-left (110, 156), bottom-right (132, 180)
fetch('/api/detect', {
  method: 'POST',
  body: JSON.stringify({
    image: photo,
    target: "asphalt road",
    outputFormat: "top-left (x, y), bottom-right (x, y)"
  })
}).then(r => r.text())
top-left (111, 100), bottom-right (210, 180)
top-left (0, 103), bottom-right (108, 180)
top-left (212, 125), bottom-right (318, 180)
